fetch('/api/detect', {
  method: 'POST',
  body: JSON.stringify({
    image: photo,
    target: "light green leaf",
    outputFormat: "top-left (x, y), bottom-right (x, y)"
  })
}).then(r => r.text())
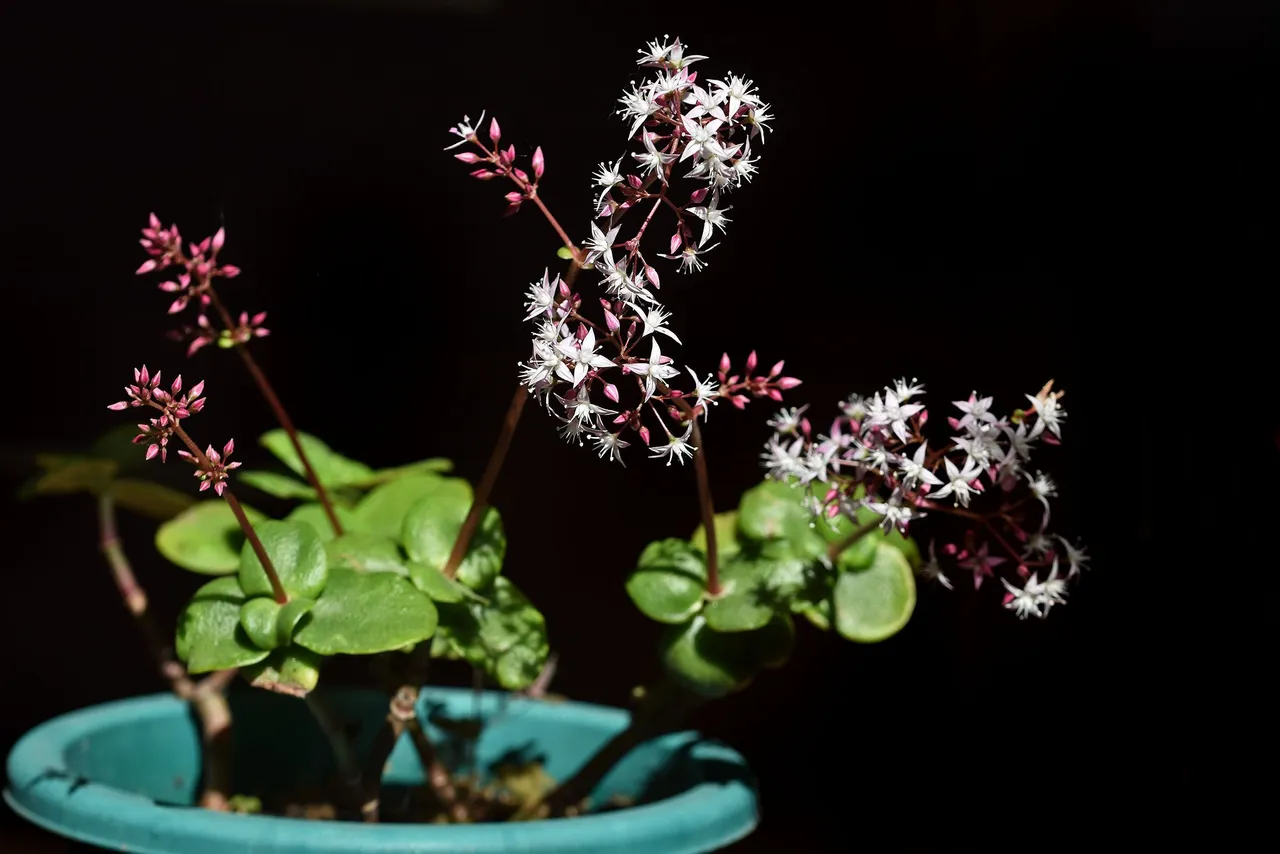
top-left (349, 459), bottom-right (455, 487)
top-left (242, 646), bottom-right (325, 697)
top-left (293, 567), bottom-right (438, 655)
top-left (284, 502), bottom-right (358, 542)
top-left (157, 501), bottom-right (268, 575)
top-left (353, 474), bottom-right (455, 539)
top-left (833, 542), bottom-right (917, 643)
top-left (259, 429), bottom-right (374, 488)
top-left (238, 596), bottom-right (315, 650)
top-left (175, 576), bottom-right (270, 673)
top-left (30, 458), bottom-right (118, 495)
top-left (690, 511), bottom-right (742, 563)
top-left (110, 479), bottom-right (195, 521)
top-left (238, 520), bottom-right (329, 600)
top-left (659, 616), bottom-right (757, 699)
top-left (703, 554), bottom-right (776, 633)
top-left (402, 481), bottom-right (505, 591)
top-left (409, 560), bottom-right (481, 603)
top-left (736, 480), bottom-right (826, 561)
top-left (325, 534), bottom-right (408, 575)
top-left (238, 470), bottom-right (318, 500)
top-left (556, 246), bottom-right (574, 260)
top-left (626, 539), bottom-right (708, 624)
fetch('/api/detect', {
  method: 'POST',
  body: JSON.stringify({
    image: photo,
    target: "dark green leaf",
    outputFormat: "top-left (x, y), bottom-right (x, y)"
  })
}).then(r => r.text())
top-left (175, 576), bottom-right (270, 673)
top-left (242, 646), bottom-right (325, 697)
top-left (659, 616), bottom-right (757, 699)
top-left (293, 567), bottom-right (438, 655)
top-left (284, 502), bottom-right (358, 542)
top-left (353, 474), bottom-right (454, 539)
top-left (626, 539), bottom-right (707, 624)
top-left (110, 479), bottom-right (195, 521)
top-left (238, 596), bottom-right (315, 650)
top-left (238, 520), bottom-right (329, 600)
top-left (402, 480), bottom-right (505, 590)
top-left (429, 578), bottom-right (548, 690)
top-left (833, 542), bottom-right (917, 643)
top-left (238, 470), bottom-right (318, 500)
top-left (703, 554), bottom-right (777, 632)
top-left (690, 511), bottom-right (742, 563)
top-left (157, 501), bottom-right (268, 575)
top-left (409, 560), bottom-right (481, 603)
top-left (748, 613), bottom-right (796, 669)
top-left (30, 458), bottom-right (117, 495)
top-left (259, 429), bottom-right (374, 488)
top-left (326, 534), bottom-right (407, 575)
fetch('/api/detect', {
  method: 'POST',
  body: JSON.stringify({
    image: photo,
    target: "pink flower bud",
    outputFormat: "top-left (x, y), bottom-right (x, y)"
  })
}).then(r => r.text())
top-left (158, 280), bottom-right (180, 292)
top-left (604, 309), bottom-right (620, 333)
top-left (212, 227), bottom-right (225, 254)
top-left (107, 401), bottom-right (128, 411)
top-left (775, 376), bottom-right (803, 389)
top-left (718, 353), bottom-right (731, 376)
top-left (149, 212), bottom-right (161, 230)
top-left (504, 144), bottom-right (516, 164)
top-left (489, 117), bottom-right (501, 146)
top-left (638, 425), bottom-right (651, 445)
top-left (918, 409), bottom-right (929, 427)
top-left (731, 394), bottom-right (749, 409)
top-left (532, 146), bottom-right (545, 179)
top-left (613, 412), bottom-right (629, 424)
top-left (670, 231), bottom-right (683, 254)
top-left (1001, 591), bottom-right (1014, 605)
top-left (136, 259), bottom-right (157, 275)
top-left (454, 151), bottom-right (481, 163)
top-left (744, 350), bottom-right (758, 373)
top-left (558, 278), bottom-right (571, 300)
top-left (145, 444), bottom-right (160, 461)
top-left (604, 383), bottom-right (619, 402)
top-left (224, 438), bottom-right (235, 457)
top-left (504, 191), bottom-right (523, 203)
top-left (627, 320), bottom-right (637, 337)
top-left (513, 168), bottom-right (529, 183)
top-left (190, 380), bottom-right (205, 397)
top-left (643, 265), bottom-right (660, 289)
top-left (669, 407), bottom-right (681, 420)
top-left (503, 202), bottom-right (522, 217)
top-left (689, 187), bottom-right (708, 204)
top-left (800, 418), bottom-right (811, 435)
top-left (627, 174), bottom-right (643, 189)
top-left (221, 265), bottom-right (241, 278)
top-left (767, 389), bottom-right (783, 401)
top-left (168, 297), bottom-right (188, 314)
top-left (576, 322), bottom-right (588, 341)
top-left (947, 416), bottom-right (962, 430)
top-left (471, 169), bottom-right (499, 180)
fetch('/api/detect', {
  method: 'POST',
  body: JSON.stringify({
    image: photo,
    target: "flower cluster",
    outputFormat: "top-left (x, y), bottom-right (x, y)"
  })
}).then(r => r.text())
top-left (446, 114), bottom-right (546, 218)
top-left (178, 439), bottom-right (241, 497)
top-left (135, 214), bottom-right (270, 357)
top-left (107, 366), bottom-right (206, 462)
top-left (761, 379), bottom-right (1088, 619)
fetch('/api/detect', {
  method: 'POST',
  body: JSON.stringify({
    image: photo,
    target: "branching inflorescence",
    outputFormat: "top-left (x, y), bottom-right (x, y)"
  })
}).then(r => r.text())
top-left (761, 378), bottom-right (1089, 619)
top-left (447, 37), bottom-right (789, 466)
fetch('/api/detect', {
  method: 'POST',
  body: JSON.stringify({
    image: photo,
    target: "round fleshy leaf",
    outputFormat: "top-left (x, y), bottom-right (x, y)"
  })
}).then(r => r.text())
top-left (242, 646), bottom-right (325, 697)
top-left (285, 503), bottom-right (359, 543)
top-left (834, 530), bottom-right (878, 571)
top-left (238, 470), bottom-right (318, 500)
top-left (402, 481), bottom-right (505, 591)
top-left (293, 567), bottom-right (438, 655)
top-left (238, 520), bottom-right (329, 600)
top-left (659, 616), bottom-right (757, 699)
top-left (495, 645), bottom-right (547, 692)
top-left (175, 576), bottom-right (270, 674)
top-left (353, 474), bottom-right (454, 539)
top-left (238, 596), bottom-right (315, 650)
top-left (749, 613), bottom-right (796, 670)
top-left (736, 480), bottom-right (826, 561)
top-left (626, 539), bottom-right (707, 624)
top-left (157, 501), bottom-right (268, 575)
top-left (326, 534), bottom-right (408, 576)
top-left (259, 429), bottom-right (374, 488)
top-left (834, 542), bottom-right (917, 643)
top-left (409, 560), bottom-right (480, 603)
top-left (428, 579), bottom-right (548, 689)
top-left (349, 458), bottom-right (454, 488)
top-left (109, 479), bottom-right (195, 521)
top-left (703, 555), bottom-right (776, 633)
top-left (30, 458), bottom-right (118, 495)
top-left (797, 600), bottom-right (832, 631)
top-left (690, 511), bottom-right (742, 563)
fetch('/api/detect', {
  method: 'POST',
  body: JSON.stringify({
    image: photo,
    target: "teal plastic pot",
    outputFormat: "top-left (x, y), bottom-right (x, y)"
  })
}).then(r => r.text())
top-left (5, 687), bottom-right (757, 853)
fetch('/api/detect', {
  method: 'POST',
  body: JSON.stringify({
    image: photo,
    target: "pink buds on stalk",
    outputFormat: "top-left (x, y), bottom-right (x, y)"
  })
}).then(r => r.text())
top-left (108, 368), bottom-right (209, 465)
top-left (178, 439), bottom-right (241, 497)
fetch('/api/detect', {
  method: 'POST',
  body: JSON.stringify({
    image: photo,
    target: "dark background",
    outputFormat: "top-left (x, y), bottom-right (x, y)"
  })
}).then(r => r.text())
top-left (1, 0), bottom-right (1268, 849)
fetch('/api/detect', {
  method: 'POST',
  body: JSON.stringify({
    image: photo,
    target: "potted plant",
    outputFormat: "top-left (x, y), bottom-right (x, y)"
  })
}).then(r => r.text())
top-left (5, 36), bottom-right (1089, 853)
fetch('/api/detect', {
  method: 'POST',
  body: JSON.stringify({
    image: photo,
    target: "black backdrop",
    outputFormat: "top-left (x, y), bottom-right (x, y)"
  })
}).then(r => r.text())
top-left (2, 0), bottom-right (1268, 849)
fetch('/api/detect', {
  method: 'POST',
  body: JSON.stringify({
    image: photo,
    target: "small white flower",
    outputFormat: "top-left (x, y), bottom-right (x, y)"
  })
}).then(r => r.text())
top-left (686, 192), bottom-right (733, 247)
top-left (745, 101), bottom-right (774, 141)
top-left (651, 424), bottom-right (697, 466)
top-left (893, 377), bottom-right (925, 401)
top-left (659, 242), bottom-right (716, 274)
top-left (760, 434), bottom-right (807, 480)
top-left (953, 392), bottom-right (998, 431)
top-left (444, 111), bottom-right (484, 150)
top-left (867, 389), bottom-right (925, 444)
top-left (709, 73), bottom-right (760, 119)
top-left (680, 115), bottom-right (727, 163)
top-left (952, 428), bottom-right (1004, 470)
top-left (561, 385), bottom-right (617, 426)
top-left (627, 339), bottom-right (681, 400)
top-left (917, 541), bottom-right (953, 590)
top-left (522, 269), bottom-right (558, 321)
top-left (1056, 536), bottom-right (1090, 578)
top-left (766, 405), bottom-right (809, 436)
top-left (1001, 576), bottom-right (1043, 619)
top-left (930, 456), bottom-right (983, 507)
top-left (618, 83), bottom-right (661, 138)
top-left (590, 430), bottom-right (630, 466)
top-left (584, 223), bottom-right (621, 266)
top-left (840, 394), bottom-right (869, 422)
top-left (592, 156), bottom-right (625, 210)
top-left (896, 443), bottom-right (943, 490)
top-left (1003, 421), bottom-right (1036, 462)
top-left (632, 131), bottom-right (677, 183)
top-left (1038, 558), bottom-right (1068, 615)
top-left (864, 497), bottom-right (925, 534)
top-left (687, 367), bottom-right (719, 420)
top-left (1022, 530), bottom-right (1054, 559)
top-left (555, 328), bottom-right (616, 388)
top-left (520, 339), bottom-right (563, 389)
top-left (627, 301), bottom-right (681, 344)
top-left (1027, 392), bottom-right (1066, 439)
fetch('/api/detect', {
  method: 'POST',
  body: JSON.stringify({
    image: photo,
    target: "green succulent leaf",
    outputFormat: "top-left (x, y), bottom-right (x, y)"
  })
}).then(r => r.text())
top-left (109, 479), bottom-right (195, 521)
top-left (353, 474), bottom-right (454, 539)
top-left (175, 576), bottom-right (270, 673)
top-left (293, 567), bottom-right (438, 655)
top-left (238, 596), bottom-right (316, 650)
top-left (408, 560), bottom-right (483, 603)
top-left (749, 613), bottom-right (796, 670)
top-left (259, 429), bottom-right (375, 488)
top-left (238, 520), bottom-right (329, 600)
top-left (429, 578), bottom-right (548, 690)
top-left (736, 480), bottom-right (826, 561)
top-left (350, 458), bottom-right (454, 487)
top-left (242, 646), bottom-right (325, 697)
top-left (556, 246), bottom-right (575, 260)
top-left (402, 481), bottom-right (505, 590)
top-left (690, 511), bottom-right (742, 563)
top-left (659, 616), bottom-right (757, 699)
top-left (325, 534), bottom-right (408, 575)
top-left (626, 539), bottom-right (708, 624)
top-left (703, 554), bottom-right (778, 633)
top-left (157, 501), bottom-right (268, 575)
top-left (833, 542), bottom-right (917, 643)
top-left (284, 502), bottom-right (359, 542)
top-left (30, 458), bottom-right (118, 495)
top-left (90, 424), bottom-right (157, 472)
top-left (854, 506), bottom-right (922, 567)
top-left (238, 470), bottom-right (318, 500)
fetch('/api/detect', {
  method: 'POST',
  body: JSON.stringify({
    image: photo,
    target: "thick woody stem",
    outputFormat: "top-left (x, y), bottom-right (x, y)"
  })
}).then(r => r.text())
top-left (97, 490), bottom-right (235, 810)
top-left (167, 421), bottom-right (287, 602)
top-left (394, 686), bottom-right (469, 823)
top-left (202, 287), bottom-right (345, 538)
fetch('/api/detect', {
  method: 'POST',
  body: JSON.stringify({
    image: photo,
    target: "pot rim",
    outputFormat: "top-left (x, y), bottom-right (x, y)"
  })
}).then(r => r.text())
top-left (5, 688), bottom-right (758, 854)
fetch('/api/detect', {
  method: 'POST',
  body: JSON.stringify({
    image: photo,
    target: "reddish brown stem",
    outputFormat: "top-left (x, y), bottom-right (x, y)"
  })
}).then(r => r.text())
top-left (97, 490), bottom-right (235, 810)
top-left (395, 686), bottom-right (469, 823)
top-left (441, 385), bottom-right (528, 579)
top-left (169, 421), bottom-right (288, 603)
top-left (688, 419), bottom-right (720, 596)
top-left (827, 518), bottom-right (882, 563)
top-left (203, 287), bottom-right (345, 538)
